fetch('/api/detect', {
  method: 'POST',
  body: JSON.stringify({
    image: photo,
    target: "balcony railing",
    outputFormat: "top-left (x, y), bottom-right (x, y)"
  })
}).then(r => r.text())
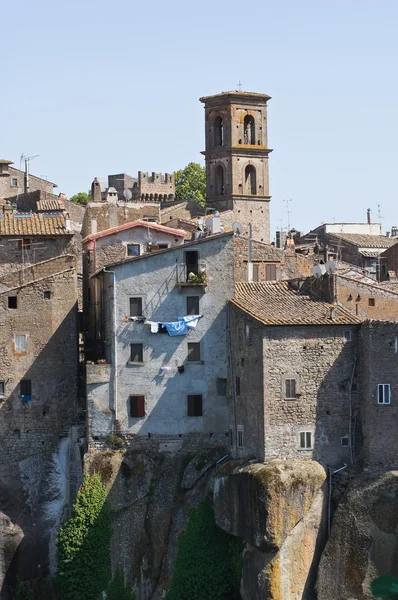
top-left (176, 262), bottom-right (207, 286)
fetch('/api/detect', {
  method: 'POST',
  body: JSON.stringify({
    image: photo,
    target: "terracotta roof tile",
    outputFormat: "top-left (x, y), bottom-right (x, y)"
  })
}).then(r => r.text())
top-left (0, 212), bottom-right (69, 236)
top-left (232, 282), bottom-right (361, 325)
top-left (36, 198), bottom-right (64, 212)
top-left (329, 233), bottom-right (397, 249)
top-left (83, 219), bottom-right (186, 243)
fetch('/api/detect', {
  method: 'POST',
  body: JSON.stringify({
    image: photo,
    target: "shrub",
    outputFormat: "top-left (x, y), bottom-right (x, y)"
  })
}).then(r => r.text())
top-left (56, 473), bottom-right (111, 600)
top-left (167, 500), bottom-right (243, 600)
top-left (106, 569), bottom-right (135, 600)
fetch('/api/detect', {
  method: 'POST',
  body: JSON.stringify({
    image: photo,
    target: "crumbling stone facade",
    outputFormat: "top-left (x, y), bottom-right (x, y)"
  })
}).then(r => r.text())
top-left (0, 160), bottom-right (56, 200)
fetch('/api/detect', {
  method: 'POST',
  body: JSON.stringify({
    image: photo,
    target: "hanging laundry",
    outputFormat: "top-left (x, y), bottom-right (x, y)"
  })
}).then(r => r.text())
top-left (126, 316), bottom-right (146, 323)
top-left (164, 320), bottom-right (188, 336)
top-left (150, 322), bottom-right (159, 334)
top-left (179, 315), bottom-right (202, 329)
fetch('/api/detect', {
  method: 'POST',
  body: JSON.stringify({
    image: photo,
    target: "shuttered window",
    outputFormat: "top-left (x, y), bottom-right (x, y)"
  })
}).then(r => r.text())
top-left (20, 380), bottom-right (32, 396)
top-left (187, 342), bottom-right (201, 362)
top-left (299, 432), bottom-right (312, 449)
top-left (266, 264), bottom-right (277, 281)
top-left (130, 395), bottom-right (145, 417)
top-left (378, 384), bottom-right (390, 404)
top-left (187, 296), bottom-right (200, 315)
top-left (187, 395), bottom-right (203, 416)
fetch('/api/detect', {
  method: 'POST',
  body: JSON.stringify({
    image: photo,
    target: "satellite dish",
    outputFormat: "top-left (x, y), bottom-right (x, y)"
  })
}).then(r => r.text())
top-left (326, 261), bottom-right (336, 274)
top-left (312, 264), bottom-right (327, 279)
top-left (123, 189), bottom-right (132, 201)
top-left (233, 222), bottom-right (244, 235)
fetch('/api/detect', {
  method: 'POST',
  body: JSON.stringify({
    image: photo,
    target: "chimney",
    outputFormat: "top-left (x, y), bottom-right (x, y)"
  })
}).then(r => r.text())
top-left (91, 216), bottom-right (97, 235)
top-left (329, 307), bottom-right (336, 321)
top-left (367, 208), bottom-right (371, 224)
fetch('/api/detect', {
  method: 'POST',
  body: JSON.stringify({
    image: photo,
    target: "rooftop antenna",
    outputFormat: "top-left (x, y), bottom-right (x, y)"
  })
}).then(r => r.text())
top-left (284, 199), bottom-right (292, 234)
top-left (21, 154), bottom-right (39, 194)
top-left (237, 81), bottom-right (243, 91)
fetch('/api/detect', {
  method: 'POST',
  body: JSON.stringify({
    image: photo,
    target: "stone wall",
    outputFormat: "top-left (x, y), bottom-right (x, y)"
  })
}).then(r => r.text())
top-left (336, 276), bottom-right (398, 320)
top-left (230, 305), bottom-right (359, 466)
top-left (0, 166), bottom-right (55, 200)
top-left (0, 235), bottom-right (73, 279)
top-left (81, 202), bottom-right (160, 238)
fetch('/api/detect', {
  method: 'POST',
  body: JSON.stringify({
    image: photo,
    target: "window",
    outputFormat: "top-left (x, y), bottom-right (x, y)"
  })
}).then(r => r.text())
top-left (215, 165), bottom-right (225, 196)
top-left (341, 436), bottom-right (349, 447)
top-left (266, 264), bottom-right (277, 281)
top-left (187, 394), bottom-right (203, 416)
top-left (20, 379), bottom-right (32, 396)
top-left (43, 291), bottom-right (51, 300)
top-left (245, 324), bottom-right (251, 345)
top-left (299, 431), bottom-right (313, 450)
top-left (378, 383), bottom-right (390, 404)
top-left (244, 115), bottom-right (255, 144)
top-left (14, 335), bottom-right (27, 351)
top-left (285, 378), bottom-right (297, 399)
top-left (0, 381), bottom-right (5, 396)
top-left (237, 427), bottom-right (244, 448)
top-left (368, 298), bottom-right (375, 307)
top-left (127, 244), bottom-right (140, 257)
top-left (130, 395), bottom-right (145, 417)
top-left (252, 264), bottom-right (259, 282)
top-left (187, 342), bottom-right (201, 362)
top-left (18, 239), bottom-right (31, 250)
top-left (130, 343), bottom-right (143, 363)
top-left (158, 244), bottom-right (169, 250)
top-left (244, 165), bottom-right (256, 195)
top-left (235, 376), bottom-right (241, 396)
top-left (11, 177), bottom-right (18, 187)
top-left (187, 296), bottom-right (200, 315)
top-left (344, 330), bottom-right (352, 342)
top-left (214, 116), bottom-right (224, 146)
top-left (129, 297), bottom-right (143, 317)
top-left (216, 378), bottom-right (227, 396)
top-left (8, 297), bottom-right (17, 309)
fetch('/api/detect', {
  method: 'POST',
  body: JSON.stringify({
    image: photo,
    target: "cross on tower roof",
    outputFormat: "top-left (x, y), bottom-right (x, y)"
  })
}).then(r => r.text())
top-left (237, 81), bottom-right (242, 91)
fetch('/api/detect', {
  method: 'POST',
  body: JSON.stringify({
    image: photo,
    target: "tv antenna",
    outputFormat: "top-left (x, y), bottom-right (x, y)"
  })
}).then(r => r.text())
top-left (21, 154), bottom-right (39, 194)
top-left (284, 199), bottom-right (292, 233)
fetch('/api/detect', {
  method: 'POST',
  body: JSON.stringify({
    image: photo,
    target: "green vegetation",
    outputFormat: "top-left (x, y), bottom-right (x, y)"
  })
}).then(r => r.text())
top-left (174, 163), bottom-right (206, 206)
top-left (56, 473), bottom-right (111, 600)
top-left (167, 500), bottom-right (243, 600)
top-left (107, 433), bottom-right (126, 450)
top-left (106, 569), bottom-right (135, 600)
top-left (69, 191), bottom-right (91, 206)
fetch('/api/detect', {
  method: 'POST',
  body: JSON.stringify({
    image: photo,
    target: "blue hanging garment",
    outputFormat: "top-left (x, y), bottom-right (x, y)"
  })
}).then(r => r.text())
top-left (164, 320), bottom-right (188, 336)
top-left (179, 315), bottom-right (202, 329)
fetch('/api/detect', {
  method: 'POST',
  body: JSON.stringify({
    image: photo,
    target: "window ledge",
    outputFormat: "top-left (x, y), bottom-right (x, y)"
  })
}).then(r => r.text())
top-left (127, 361), bottom-right (145, 366)
top-left (187, 361), bottom-right (204, 365)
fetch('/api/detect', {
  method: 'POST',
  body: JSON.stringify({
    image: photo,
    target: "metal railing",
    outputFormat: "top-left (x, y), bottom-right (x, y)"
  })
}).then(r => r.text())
top-left (176, 261), bottom-right (207, 284)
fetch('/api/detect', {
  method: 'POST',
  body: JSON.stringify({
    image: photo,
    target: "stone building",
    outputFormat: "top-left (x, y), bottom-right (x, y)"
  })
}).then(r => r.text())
top-left (0, 159), bottom-right (56, 200)
top-left (86, 232), bottom-right (234, 452)
top-left (200, 90), bottom-right (272, 243)
top-left (229, 282), bottom-right (361, 466)
top-left (0, 254), bottom-right (80, 591)
top-left (102, 171), bottom-right (175, 203)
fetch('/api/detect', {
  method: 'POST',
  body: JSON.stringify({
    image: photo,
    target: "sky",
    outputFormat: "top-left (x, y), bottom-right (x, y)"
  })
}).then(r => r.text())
top-left (2, 0), bottom-right (398, 240)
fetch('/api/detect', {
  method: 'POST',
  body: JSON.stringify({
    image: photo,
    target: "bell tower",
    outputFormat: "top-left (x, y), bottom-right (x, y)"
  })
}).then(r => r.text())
top-left (200, 90), bottom-right (272, 243)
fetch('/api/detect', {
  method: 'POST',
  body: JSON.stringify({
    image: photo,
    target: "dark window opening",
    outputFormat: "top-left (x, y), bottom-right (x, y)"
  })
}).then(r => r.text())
top-left (236, 376), bottom-right (241, 396)
top-left (18, 239), bottom-right (31, 250)
top-left (43, 291), bottom-right (51, 300)
top-left (244, 114), bottom-right (255, 144)
top-left (130, 343), bottom-right (143, 363)
top-left (130, 395), bottom-right (145, 417)
top-left (266, 264), bottom-right (277, 281)
top-left (130, 297), bottom-right (143, 317)
top-left (187, 394), bottom-right (203, 416)
top-left (0, 381), bottom-right (5, 395)
top-left (185, 250), bottom-right (199, 276)
top-left (127, 244), bottom-right (140, 257)
top-left (215, 165), bottom-right (225, 196)
top-left (217, 378), bottom-right (227, 396)
top-left (187, 296), bottom-right (200, 315)
top-left (252, 264), bottom-right (259, 282)
top-left (20, 379), bottom-right (32, 396)
top-left (300, 431), bottom-right (312, 449)
top-left (237, 429), bottom-right (244, 448)
top-left (368, 298), bottom-right (375, 307)
top-left (214, 116), bottom-right (224, 146)
top-left (8, 297), bottom-right (17, 309)
top-left (158, 244), bottom-right (168, 249)
top-left (244, 165), bottom-right (256, 195)
top-left (285, 378), bottom-right (297, 399)
top-left (187, 342), bottom-right (201, 362)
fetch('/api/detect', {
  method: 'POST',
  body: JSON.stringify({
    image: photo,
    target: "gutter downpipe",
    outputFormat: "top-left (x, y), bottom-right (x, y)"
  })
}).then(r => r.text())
top-left (328, 463), bottom-right (347, 536)
top-left (103, 267), bottom-right (117, 427)
top-left (227, 303), bottom-right (238, 457)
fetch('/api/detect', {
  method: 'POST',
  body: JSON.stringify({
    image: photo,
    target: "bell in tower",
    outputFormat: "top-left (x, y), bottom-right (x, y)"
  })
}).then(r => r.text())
top-left (199, 90), bottom-right (273, 243)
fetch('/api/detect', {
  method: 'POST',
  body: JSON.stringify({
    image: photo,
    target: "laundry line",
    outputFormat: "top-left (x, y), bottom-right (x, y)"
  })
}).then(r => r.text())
top-left (123, 314), bottom-right (202, 336)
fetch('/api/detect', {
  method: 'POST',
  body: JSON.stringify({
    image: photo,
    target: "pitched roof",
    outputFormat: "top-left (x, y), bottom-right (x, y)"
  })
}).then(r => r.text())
top-left (83, 219), bottom-right (186, 243)
top-left (328, 233), bottom-right (397, 249)
top-left (232, 282), bottom-right (360, 325)
top-left (0, 212), bottom-right (70, 236)
top-left (36, 198), bottom-right (64, 212)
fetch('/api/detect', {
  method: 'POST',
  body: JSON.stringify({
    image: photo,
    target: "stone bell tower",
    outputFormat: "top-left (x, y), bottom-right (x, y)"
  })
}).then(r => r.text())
top-left (199, 90), bottom-right (272, 243)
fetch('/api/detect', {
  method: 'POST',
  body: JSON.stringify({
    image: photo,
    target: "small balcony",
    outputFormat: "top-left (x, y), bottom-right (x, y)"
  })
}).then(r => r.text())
top-left (176, 261), bottom-right (207, 287)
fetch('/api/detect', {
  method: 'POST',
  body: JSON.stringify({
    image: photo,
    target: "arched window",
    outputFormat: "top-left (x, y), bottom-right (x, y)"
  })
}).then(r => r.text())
top-left (244, 115), bottom-right (255, 145)
top-left (244, 165), bottom-right (256, 195)
top-left (214, 116), bottom-right (224, 146)
top-left (215, 165), bottom-right (225, 195)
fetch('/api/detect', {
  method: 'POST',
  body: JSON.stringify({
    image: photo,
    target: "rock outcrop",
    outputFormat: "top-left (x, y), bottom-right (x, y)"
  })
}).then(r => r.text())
top-left (317, 469), bottom-right (398, 600)
top-left (214, 460), bottom-right (327, 599)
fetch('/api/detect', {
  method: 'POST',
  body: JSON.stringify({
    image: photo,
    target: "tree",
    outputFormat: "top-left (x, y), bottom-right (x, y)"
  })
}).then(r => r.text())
top-left (69, 191), bottom-right (91, 206)
top-left (174, 163), bottom-right (206, 206)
